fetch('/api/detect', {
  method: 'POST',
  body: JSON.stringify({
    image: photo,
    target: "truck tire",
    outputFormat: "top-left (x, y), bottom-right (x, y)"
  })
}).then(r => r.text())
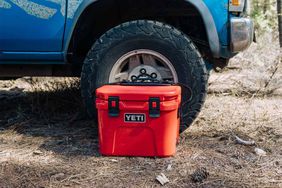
top-left (81, 20), bottom-right (208, 133)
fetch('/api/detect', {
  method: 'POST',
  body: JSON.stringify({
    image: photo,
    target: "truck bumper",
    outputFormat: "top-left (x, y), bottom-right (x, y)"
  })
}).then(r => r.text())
top-left (230, 17), bottom-right (254, 53)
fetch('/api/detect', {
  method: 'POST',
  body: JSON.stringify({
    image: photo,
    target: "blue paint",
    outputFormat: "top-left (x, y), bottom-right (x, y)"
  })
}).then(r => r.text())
top-left (0, 0), bottom-right (232, 63)
top-left (205, 61), bottom-right (213, 72)
top-left (0, 0), bottom-right (66, 52)
top-left (0, 60), bottom-right (65, 64)
top-left (203, 0), bottom-right (229, 46)
top-left (0, 51), bottom-right (63, 60)
top-left (62, 0), bottom-right (229, 58)
top-left (63, 0), bottom-right (89, 53)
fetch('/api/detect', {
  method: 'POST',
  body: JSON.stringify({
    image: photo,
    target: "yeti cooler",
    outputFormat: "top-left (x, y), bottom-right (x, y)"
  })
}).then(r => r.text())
top-left (96, 84), bottom-right (181, 157)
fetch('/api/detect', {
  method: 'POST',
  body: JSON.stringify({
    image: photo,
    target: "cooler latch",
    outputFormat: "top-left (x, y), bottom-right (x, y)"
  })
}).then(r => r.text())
top-left (149, 97), bottom-right (160, 118)
top-left (108, 96), bottom-right (119, 117)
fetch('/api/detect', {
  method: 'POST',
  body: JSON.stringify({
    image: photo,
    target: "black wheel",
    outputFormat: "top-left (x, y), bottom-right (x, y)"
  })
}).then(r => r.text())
top-left (81, 20), bottom-right (208, 133)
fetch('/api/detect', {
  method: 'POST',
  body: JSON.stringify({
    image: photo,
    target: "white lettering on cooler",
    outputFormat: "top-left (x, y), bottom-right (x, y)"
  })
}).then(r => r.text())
top-left (124, 114), bottom-right (146, 123)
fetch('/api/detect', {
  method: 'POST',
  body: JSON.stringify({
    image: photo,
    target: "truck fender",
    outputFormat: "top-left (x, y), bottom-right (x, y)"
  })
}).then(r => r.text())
top-left (63, 0), bottom-right (221, 59)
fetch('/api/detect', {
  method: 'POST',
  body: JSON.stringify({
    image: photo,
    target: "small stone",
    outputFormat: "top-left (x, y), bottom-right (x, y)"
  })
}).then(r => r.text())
top-left (166, 164), bottom-right (172, 171)
top-left (255, 148), bottom-right (267, 156)
top-left (33, 150), bottom-right (43, 155)
top-left (156, 173), bottom-right (169, 185)
top-left (110, 159), bottom-right (118, 163)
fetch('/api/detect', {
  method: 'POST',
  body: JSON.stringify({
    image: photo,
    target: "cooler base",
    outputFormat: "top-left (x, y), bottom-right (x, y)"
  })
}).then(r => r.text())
top-left (99, 127), bottom-right (176, 157)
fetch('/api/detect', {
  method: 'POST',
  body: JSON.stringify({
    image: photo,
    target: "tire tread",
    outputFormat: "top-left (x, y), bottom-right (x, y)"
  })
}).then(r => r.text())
top-left (81, 20), bottom-right (208, 133)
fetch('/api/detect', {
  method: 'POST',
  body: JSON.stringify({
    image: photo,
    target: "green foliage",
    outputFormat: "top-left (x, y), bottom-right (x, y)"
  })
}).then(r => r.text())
top-left (251, 0), bottom-right (278, 35)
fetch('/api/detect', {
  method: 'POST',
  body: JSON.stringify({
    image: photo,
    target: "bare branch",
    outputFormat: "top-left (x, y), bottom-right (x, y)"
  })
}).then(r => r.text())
top-left (235, 136), bottom-right (255, 146)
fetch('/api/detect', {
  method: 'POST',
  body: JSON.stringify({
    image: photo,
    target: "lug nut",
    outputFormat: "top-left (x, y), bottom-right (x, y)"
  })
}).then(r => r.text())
top-left (151, 73), bottom-right (157, 78)
top-left (140, 68), bottom-right (146, 74)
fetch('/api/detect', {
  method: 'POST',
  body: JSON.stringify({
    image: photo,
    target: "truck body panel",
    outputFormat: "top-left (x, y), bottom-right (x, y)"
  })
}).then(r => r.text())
top-left (0, 0), bottom-right (66, 54)
top-left (0, 0), bottom-right (252, 67)
top-left (203, 0), bottom-right (229, 46)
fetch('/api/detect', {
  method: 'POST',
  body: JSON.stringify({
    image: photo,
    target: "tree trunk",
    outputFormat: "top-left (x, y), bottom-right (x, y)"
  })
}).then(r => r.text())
top-left (278, 0), bottom-right (282, 47)
top-left (263, 0), bottom-right (268, 15)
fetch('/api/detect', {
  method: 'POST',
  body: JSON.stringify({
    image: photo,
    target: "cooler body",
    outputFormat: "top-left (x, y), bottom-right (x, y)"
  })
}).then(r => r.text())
top-left (96, 85), bottom-right (181, 157)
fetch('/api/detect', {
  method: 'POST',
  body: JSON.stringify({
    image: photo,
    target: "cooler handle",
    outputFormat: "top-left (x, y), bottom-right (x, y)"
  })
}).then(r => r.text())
top-left (149, 97), bottom-right (160, 118)
top-left (108, 96), bottom-right (119, 117)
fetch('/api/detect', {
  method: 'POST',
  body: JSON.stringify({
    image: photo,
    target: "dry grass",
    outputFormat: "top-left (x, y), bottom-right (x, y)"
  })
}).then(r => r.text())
top-left (209, 33), bottom-right (281, 97)
top-left (0, 33), bottom-right (281, 187)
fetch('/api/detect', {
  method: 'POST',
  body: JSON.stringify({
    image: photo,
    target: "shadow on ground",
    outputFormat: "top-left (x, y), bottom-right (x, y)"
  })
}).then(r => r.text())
top-left (0, 86), bottom-right (99, 157)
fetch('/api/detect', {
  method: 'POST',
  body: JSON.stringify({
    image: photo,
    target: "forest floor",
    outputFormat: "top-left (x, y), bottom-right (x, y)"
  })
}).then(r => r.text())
top-left (0, 34), bottom-right (281, 187)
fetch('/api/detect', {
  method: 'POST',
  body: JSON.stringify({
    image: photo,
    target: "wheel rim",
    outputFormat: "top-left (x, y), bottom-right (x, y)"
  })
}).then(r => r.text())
top-left (109, 49), bottom-right (178, 83)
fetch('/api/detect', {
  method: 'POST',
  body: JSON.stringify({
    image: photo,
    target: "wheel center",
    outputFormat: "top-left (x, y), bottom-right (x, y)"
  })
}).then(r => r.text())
top-left (128, 65), bottom-right (162, 82)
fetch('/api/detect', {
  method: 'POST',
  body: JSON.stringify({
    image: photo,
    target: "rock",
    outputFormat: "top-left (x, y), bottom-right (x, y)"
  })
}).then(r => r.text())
top-left (166, 164), bottom-right (172, 171)
top-left (156, 173), bottom-right (169, 186)
top-left (255, 148), bottom-right (267, 156)
top-left (110, 159), bottom-right (118, 163)
top-left (33, 150), bottom-right (43, 155)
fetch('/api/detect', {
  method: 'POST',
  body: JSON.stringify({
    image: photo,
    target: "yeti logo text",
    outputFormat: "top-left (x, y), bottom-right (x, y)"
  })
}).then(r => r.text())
top-left (124, 114), bottom-right (146, 123)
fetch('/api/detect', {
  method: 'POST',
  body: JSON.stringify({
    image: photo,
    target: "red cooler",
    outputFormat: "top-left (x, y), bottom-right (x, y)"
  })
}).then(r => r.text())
top-left (96, 84), bottom-right (181, 157)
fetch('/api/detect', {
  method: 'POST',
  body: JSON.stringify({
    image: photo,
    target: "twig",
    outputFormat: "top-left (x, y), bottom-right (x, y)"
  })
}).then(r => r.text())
top-left (235, 136), bottom-right (255, 146)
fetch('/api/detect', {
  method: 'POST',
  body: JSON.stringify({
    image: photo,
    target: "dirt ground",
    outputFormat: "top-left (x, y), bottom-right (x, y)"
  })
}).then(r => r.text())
top-left (0, 34), bottom-right (281, 188)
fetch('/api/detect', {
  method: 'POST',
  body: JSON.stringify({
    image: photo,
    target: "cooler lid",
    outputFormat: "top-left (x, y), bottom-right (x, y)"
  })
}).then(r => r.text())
top-left (96, 85), bottom-right (181, 102)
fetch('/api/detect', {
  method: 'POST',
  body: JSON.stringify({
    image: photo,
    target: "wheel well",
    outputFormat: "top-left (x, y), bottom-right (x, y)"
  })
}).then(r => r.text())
top-left (67, 0), bottom-right (210, 64)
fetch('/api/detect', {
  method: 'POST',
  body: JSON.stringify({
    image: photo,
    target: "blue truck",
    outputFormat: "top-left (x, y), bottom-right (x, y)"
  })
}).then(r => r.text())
top-left (0, 0), bottom-right (253, 132)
